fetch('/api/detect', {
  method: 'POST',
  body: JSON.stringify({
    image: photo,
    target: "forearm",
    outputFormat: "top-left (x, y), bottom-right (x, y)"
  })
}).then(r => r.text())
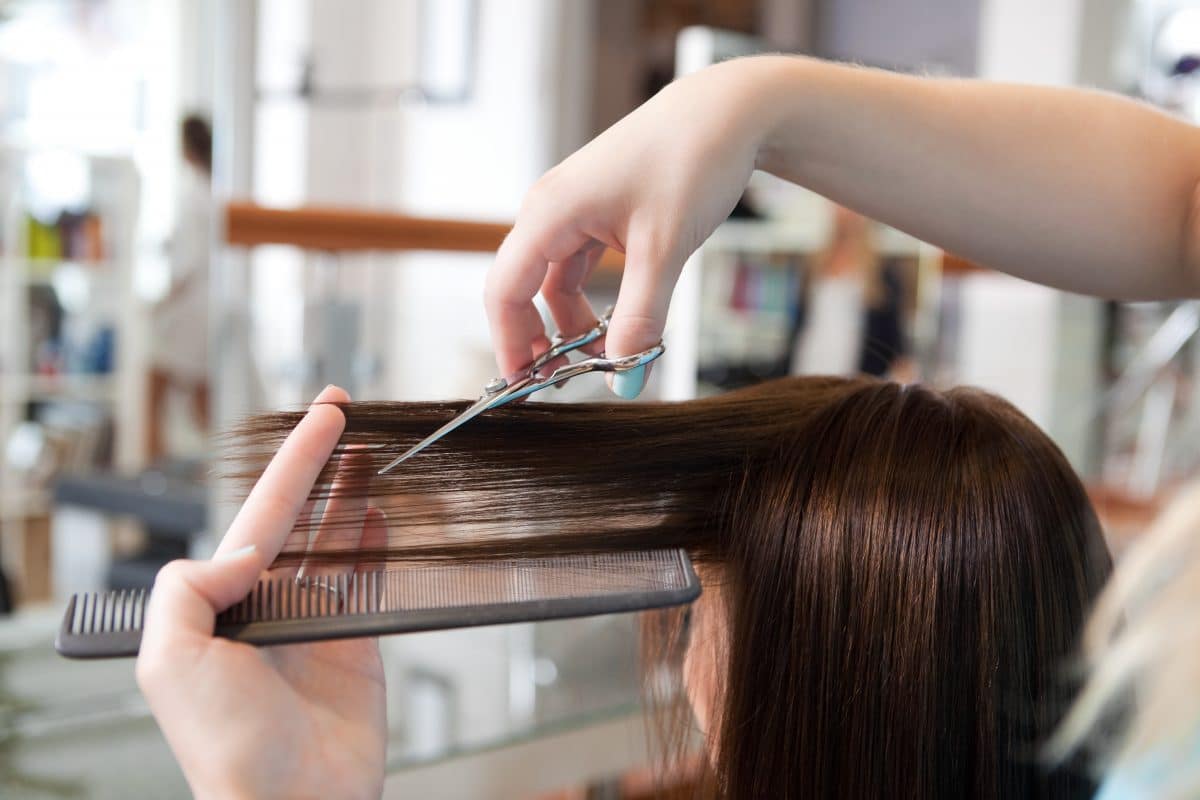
top-left (736, 56), bottom-right (1200, 299)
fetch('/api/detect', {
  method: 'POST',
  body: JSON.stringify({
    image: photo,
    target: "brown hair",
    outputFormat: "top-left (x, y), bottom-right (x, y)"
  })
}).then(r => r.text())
top-left (230, 376), bottom-right (1111, 799)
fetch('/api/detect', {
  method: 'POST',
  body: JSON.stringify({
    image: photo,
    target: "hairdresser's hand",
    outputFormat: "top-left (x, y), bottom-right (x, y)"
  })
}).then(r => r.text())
top-left (136, 386), bottom-right (388, 800)
top-left (486, 60), bottom-right (773, 398)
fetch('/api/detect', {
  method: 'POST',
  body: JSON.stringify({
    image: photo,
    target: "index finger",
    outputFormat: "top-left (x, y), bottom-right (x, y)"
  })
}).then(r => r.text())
top-left (486, 221), bottom-right (595, 377)
top-left (215, 384), bottom-right (351, 564)
top-left (485, 229), bottom-right (551, 376)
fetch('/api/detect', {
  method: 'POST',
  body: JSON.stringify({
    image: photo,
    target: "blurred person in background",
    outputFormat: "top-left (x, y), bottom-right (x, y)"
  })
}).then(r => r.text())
top-left (146, 113), bottom-right (212, 462)
top-left (791, 204), bottom-right (914, 380)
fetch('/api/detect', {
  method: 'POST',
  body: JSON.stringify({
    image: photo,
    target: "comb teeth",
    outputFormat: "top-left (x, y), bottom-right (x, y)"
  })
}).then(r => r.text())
top-left (218, 573), bottom-right (383, 624)
top-left (55, 588), bottom-right (152, 659)
top-left (52, 575), bottom-right (385, 660)
top-left (67, 588), bottom-right (151, 635)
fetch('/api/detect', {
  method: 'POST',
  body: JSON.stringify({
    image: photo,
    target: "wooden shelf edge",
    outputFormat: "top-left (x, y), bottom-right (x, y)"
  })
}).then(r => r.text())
top-left (224, 201), bottom-right (625, 271)
top-left (225, 201), bottom-right (511, 253)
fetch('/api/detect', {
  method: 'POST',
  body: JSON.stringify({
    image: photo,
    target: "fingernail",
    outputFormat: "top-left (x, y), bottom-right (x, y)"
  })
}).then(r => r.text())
top-left (610, 364), bottom-right (645, 400)
top-left (215, 544), bottom-right (257, 562)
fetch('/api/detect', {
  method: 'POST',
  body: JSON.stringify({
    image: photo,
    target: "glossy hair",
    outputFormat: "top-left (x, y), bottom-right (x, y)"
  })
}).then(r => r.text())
top-left (230, 376), bottom-right (1111, 799)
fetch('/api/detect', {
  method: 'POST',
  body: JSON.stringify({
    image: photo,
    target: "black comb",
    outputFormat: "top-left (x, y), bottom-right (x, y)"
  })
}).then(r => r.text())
top-left (55, 549), bottom-right (700, 659)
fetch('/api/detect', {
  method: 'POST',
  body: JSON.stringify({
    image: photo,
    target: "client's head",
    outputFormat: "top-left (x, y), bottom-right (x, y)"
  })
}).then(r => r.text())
top-left (680, 378), bottom-right (1110, 799)
top-left (233, 376), bottom-right (1111, 800)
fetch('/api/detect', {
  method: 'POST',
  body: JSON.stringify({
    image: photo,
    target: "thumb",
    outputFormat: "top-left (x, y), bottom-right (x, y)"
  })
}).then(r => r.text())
top-left (604, 234), bottom-right (680, 399)
top-left (140, 546), bottom-right (264, 656)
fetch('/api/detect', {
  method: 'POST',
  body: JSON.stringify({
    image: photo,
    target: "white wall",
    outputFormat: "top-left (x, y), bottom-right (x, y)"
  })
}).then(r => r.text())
top-left (977, 0), bottom-right (1132, 85)
top-left (977, 0), bottom-right (1085, 83)
top-left (243, 0), bottom-right (589, 405)
top-left (390, 0), bottom-right (591, 400)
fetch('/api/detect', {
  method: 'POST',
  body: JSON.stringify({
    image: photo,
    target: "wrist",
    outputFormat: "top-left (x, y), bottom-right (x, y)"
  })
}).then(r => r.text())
top-left (672, 55), bottom-right (804, 172)
top-left (733, 55), bottom-right (817, 177)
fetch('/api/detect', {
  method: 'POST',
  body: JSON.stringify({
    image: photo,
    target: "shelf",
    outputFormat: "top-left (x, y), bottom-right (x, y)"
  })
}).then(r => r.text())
top-left (0, 148), bottom-right (142, 480)
top-left (0, 139), bottom-right (137, 165)
top-left (2, 257), bottom-right (120, 270)
top-left (1, 373), bottom-right (118, 403)
top-left (223, 201), bottom-right (628, 271)
top-left (706, 219), bottom-right (926, 258)
top-left (1, 258), bottom-right (124, 293)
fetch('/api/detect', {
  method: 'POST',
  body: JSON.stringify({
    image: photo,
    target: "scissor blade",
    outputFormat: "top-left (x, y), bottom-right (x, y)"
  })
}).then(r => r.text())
top-left (376, 396), bottom-right (495, 475)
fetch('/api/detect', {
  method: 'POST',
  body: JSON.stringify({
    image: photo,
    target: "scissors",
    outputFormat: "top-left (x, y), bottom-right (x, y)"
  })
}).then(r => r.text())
top-left (377, 308), bottom-right (664, 474)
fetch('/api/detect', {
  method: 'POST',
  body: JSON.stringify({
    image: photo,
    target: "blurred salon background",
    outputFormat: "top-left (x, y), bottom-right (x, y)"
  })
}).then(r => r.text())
top-left (0, 0), bottom-right (1196, 797)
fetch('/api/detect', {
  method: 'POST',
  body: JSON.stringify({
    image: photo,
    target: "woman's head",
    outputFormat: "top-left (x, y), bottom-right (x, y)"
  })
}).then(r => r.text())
top-left (232, 376), bottom-right (1110, 799)
top-left (683, 379), bottom-right (1110, 798)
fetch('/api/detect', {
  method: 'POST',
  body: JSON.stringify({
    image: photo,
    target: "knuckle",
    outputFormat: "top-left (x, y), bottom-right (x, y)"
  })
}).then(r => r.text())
top-left (486, 238), bottom-right (524, 304)
top-left (634, 223), bottom-right (684, 268)
top-left (154, 558), bottom-right (192, 587)
top-left (519, 177), bottom-right (553, 218)
top-left (531, 165), bottom-right (565, 198)
top-left (519, 174), bottom-right (578, 240)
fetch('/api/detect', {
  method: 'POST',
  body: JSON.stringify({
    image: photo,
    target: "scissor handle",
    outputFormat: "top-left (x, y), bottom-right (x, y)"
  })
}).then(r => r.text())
top-left (497, 343), bottom-right (664, 405)
top-left (526, 307), bottom-right (614, 374)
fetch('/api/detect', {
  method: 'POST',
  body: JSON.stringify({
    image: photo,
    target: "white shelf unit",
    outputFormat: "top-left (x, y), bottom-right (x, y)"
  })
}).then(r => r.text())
top-left (0, 148), bottom-right (144, 503)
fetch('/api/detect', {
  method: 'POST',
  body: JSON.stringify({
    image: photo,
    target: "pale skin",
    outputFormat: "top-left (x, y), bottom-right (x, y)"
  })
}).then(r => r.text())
top-left (136, 385), bottom-right (388, 800)
top-left (142, 56), bottom-right (1200, 795)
